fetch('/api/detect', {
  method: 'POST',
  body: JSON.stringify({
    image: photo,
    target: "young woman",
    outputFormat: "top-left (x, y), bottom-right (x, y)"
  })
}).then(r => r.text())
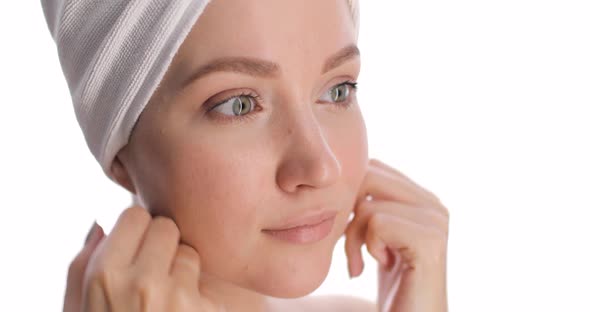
top-left (43, 0), bottom-right (449, 311)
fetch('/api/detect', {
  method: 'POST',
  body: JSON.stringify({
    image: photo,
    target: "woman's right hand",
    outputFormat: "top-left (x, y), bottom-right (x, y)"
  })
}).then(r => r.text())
top-left (63, 206), bottom-right (221, 312)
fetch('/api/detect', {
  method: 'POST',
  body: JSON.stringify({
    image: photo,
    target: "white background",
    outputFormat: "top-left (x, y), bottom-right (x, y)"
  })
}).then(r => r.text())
top-left (1, 1), bottom-right (589, 311)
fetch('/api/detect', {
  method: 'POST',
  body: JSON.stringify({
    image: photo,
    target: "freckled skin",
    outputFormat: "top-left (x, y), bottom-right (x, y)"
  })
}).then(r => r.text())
top-left (112, 0), bottom-right (367, 309)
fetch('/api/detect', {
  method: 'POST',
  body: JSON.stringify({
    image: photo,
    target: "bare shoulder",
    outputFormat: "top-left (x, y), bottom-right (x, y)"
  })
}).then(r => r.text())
top-left (297, 294), bottom-right (377, 312)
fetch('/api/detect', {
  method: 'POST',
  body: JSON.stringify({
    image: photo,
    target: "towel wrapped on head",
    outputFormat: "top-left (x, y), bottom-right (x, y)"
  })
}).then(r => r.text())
top-left (41, 0), bottom-right (360, 182)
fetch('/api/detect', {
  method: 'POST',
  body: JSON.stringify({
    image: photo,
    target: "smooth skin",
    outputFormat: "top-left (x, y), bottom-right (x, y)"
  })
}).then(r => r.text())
top-left (64, 159), bottom-right (449, 311)
top-left (346, 159), bottom-right (449, 311)
top-left (62, 0), bottom-right (449, 310)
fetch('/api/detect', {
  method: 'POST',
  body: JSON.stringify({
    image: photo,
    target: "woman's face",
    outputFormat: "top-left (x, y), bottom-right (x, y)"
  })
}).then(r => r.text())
top-left (116, 0), bottom-right (368, 298)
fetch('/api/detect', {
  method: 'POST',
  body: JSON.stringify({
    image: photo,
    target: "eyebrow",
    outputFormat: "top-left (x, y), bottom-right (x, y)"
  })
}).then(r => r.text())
top-left (181, 44), bottom-right (360, 88)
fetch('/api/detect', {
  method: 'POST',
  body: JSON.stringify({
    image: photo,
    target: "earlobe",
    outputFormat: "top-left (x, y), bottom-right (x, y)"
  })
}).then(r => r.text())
top-left (111, 155), bottom-right (137, 194)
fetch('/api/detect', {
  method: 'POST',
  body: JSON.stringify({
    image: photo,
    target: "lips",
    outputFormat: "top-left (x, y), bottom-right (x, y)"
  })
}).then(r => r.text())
top-left (263, 210), bottom-right (338, 231)
top-left (261, 210), bottom-right (338, 244)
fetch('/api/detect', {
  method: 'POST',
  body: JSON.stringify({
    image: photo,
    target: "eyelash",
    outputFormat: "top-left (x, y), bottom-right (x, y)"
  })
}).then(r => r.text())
top-left (205, 80), bottom-right (358, 124)
top-left (323, 80), bottom-right (358, 109)
top-left (205, 91), bottom-right (262, 124)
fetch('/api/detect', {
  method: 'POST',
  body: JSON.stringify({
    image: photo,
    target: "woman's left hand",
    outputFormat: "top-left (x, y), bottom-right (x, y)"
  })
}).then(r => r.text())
top-left (344, 159), bottom-right (450, 312)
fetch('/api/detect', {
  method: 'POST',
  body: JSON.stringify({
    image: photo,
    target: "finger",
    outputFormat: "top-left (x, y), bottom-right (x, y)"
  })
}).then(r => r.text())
top-left (365, 214), bottom-right (406, 272)
top-left (345, 194), bottom-right (446, 278)
top-left (81, 272), bottom-right (112, 312)
top-left (369, 158), bottom-right (450, 218)
top-left (370, 158), bottom-right (442, 203)
top-left (343, 197), bottom-right (387, 278)
top-left (170, 243), bottom-right (202, 291)
top-left (358, 164), bottom-right (448, 217)
top-left (360, 164), bottom-right (434, 206)
top-left (365, 212), bottom-right (443, 271)
top-left (64, 222), bottom-right (104, 312)
top-left (344, 217), bottom-right (366, 278)
top-left (369, 158), bottom-right (412, 181)
top-left (134, 216), bottom-right (181, 274)
top-left (359, 198), bottom-right (448, 232)
top-left (100, 206), bottom-right (151, 267)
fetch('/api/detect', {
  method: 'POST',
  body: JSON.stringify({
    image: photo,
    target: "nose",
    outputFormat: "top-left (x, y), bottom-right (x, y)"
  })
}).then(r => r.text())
top-left (275, 106), bottom-right (342, 194)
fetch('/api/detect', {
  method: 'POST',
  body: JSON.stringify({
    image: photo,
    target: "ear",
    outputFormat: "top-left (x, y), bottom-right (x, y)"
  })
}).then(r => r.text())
top-left (111, 154), bottom-right (137, 194)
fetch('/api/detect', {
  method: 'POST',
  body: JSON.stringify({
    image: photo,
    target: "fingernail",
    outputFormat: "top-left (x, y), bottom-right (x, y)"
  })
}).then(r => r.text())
top-left (84, 221), bottom-right (99, 246)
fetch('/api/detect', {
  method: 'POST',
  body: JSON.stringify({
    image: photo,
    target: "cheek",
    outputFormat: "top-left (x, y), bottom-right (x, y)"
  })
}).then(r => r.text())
top-left (332, 109), bottom-right (368, 197)
top-left (327, 109), bottom-right (369, 231)
top-left (132, 106), bottom-right (368, 290)
top-left (162, 140), bottom-right (265, 272)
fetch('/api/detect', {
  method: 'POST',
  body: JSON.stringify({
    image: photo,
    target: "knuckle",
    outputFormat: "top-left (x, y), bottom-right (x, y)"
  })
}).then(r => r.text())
top-left (364, 234), bottom-right (378, 251)
top-left (123, 205), bottom-right (151, 224)
top-left (129, 274), bottom-right (165, 304)
top-left (367, 212), bottom-right (384, 229)
top-left (68, 254), bottom-right (86, 276)
top-left (176, 244), bottom-right (201, 267)
top-left (152, 216), bottom-right (180, 239)
top-left (364, 226), bottom-right (379, 247)
top-left (130, 274), bottom-right (157, 292)
top-left (169, 286), bottom-right (193, 308)
top-left (85, 267), bottom-right (113, 291)
top-left (355, 198), bottom-right (370, 212)
top-left (178, 243), bottom-right (200, 259)
top-left (398, 246), bottom-right (418, 268)
top-left (364, 225), bottom-right (380, 247)
top-left (353, 201), bottom-right (373, 220)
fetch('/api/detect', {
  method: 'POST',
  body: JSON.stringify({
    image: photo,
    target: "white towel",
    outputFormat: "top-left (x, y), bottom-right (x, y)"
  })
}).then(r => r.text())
top-left (41, 0), bottom-right (360, 182)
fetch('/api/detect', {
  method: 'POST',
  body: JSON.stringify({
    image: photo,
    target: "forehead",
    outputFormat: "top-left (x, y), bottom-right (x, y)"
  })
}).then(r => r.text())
top-left (167, 0), bottom-right (357, 85)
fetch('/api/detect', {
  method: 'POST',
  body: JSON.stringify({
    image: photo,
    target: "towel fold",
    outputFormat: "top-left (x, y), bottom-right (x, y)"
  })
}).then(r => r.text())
top-left (41, 0), bottom-right (359, 182)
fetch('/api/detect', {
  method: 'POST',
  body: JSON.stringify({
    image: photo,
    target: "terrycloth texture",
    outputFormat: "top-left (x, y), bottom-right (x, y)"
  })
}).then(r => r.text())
top-left (41, 0), bottom-right (360, 182)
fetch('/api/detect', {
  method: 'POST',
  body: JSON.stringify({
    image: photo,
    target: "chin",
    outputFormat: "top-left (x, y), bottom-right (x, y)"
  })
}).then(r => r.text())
top-left (259, 258), bottom-right (332, 298)
top-left (250, 241), bottom-right (336, 298)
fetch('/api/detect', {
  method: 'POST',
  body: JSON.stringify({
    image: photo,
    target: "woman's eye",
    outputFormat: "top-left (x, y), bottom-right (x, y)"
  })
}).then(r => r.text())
top-left (210, 94), bottom-right (257, 117)
top-left (319, 81), bottom-right (358, 104)
top-left (206, 81), bottom-right (357, 123)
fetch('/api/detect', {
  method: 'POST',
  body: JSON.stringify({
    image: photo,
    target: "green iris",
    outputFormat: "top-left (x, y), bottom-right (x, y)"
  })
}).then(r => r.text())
top-left (232, 95), bottom-right (254, 116)
top-left (331, 84), bottom-right (350, 102)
